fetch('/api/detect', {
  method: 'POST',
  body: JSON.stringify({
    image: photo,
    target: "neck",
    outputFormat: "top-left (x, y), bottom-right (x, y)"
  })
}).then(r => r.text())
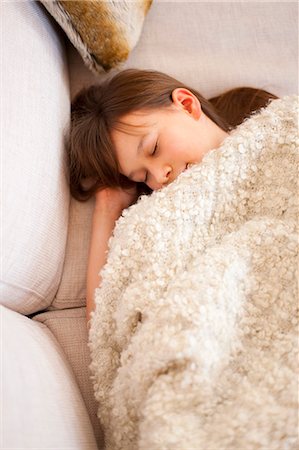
top-left (216, 127), bottom-right (230, 147)
top-left (204, 113), bottom-right (230, 150)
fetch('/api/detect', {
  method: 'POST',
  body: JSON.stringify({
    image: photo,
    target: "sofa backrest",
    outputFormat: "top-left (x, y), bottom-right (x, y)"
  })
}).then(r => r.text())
top-left (70, 1), bottom-right (298, 99)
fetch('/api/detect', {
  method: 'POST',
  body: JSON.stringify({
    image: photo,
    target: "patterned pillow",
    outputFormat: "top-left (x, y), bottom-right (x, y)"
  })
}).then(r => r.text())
top-left (40, 0), bottom-right (152, 72)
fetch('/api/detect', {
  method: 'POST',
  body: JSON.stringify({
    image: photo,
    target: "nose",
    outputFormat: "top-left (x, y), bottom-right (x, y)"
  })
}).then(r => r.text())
top-left (154, 164), bottom-right (172, 186)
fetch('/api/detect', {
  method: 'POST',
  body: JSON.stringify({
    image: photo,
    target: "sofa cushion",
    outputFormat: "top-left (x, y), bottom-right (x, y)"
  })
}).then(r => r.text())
top-left (1, 1), bottom-right (70, 315)
top-left (40, 0), bottom-right (153, 72)
top-left (1, 305), bottom-right (98, 449)
top-left (33, 307), bottom-right (105, 449)
top-left (48, 196), bottom-right (95, 311)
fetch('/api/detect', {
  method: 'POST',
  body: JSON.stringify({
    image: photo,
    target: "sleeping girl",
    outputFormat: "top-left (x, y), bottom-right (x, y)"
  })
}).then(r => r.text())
top-left (67, 69), bottom-right (298, 450)
top-left (67, 68), bottom-right (277, 325)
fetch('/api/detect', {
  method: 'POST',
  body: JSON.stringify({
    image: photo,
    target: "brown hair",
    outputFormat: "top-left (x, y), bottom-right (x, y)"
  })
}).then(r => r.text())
top-left (67, 69), bottom-right (278, 201)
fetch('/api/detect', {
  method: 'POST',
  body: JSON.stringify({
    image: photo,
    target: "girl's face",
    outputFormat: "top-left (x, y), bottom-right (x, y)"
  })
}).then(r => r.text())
top-left (111, 88), bottom-right (229, 191)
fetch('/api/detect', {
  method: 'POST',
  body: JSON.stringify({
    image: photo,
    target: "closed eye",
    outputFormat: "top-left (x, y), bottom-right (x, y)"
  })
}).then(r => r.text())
top-left (151, 141), bottom-right (158, 156)
top-left (144, 141), bottom-right (158, 182)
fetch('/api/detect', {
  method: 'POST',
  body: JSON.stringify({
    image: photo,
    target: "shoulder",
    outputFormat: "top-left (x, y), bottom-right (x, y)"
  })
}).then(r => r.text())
top-left (266, 94), bottom-right (298, 115)
top-left (262, 95), bottom-right (298, 125)
top-left (246, 95), bottom-right (298, 139)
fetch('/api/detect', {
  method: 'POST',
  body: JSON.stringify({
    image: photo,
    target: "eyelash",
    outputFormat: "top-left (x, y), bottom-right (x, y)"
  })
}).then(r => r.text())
top-left (144, 142), bottom-right (158, 183)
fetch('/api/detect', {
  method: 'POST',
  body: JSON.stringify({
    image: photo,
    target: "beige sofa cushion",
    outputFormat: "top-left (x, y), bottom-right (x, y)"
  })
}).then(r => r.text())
top-left (1, 1), bottom-right (71, 315)
top-left (1, 305), bottom-right (98, 449)
top-left (48, 197), bottom-right (95, 311)
top-left (33, 307), bottom-right (105, 449)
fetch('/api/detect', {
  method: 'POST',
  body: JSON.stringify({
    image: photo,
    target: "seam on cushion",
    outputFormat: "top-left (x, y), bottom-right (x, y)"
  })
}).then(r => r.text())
top-left (33, 307), bottom-right (86, 321)
top-left (1, 279), bottom-right (46, 300)
top-left (40, 314), bottom-right (86, 322)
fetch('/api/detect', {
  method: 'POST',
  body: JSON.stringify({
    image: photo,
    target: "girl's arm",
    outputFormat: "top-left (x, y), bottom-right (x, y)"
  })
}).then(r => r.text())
top-left (86, 186), bottom-right (138, 330)
top-left (86, 207), bottom-right (119, 329)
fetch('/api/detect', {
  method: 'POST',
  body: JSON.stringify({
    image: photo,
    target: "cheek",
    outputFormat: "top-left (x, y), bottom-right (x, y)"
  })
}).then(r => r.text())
top-left (162, 119), bottom-right (198, 160)
top-left (179, 126), bottom-right (202, 159)
top-left (162, 131), bottom-right (185, 157)
top-left (165, 135), bottom-right (194, 161)
top-left (169, 144), bottom-right (185, 159)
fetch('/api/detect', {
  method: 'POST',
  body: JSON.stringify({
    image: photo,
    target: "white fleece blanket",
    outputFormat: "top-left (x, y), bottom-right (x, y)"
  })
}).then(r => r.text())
top-left (88, 96), bottom-right (298, 450)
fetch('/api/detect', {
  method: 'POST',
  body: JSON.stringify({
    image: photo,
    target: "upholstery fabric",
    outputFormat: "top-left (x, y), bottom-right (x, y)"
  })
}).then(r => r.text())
top-left (49, 197), bottom-right (95, 311)
top-left (126, 1), bottom-right (298, 98)
top-left (1, 305), bottom-right (98, 449)
top-left (1, 1), bottom-right (70, 315)
top-left (32, 306), bottom-right (105, 449)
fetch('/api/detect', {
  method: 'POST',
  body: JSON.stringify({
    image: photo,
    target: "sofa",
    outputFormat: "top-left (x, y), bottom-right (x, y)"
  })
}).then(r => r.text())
top-left (1, 1), bottom-right (297, 449)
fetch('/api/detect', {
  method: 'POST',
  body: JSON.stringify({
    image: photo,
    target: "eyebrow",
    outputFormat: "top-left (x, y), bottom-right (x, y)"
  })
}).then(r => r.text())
top-left (128, 134), bottom-right (147, 180)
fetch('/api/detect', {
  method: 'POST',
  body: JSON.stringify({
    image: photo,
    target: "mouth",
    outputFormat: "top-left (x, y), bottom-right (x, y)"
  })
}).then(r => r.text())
top-left (165, 164), bottom-right (191, 188)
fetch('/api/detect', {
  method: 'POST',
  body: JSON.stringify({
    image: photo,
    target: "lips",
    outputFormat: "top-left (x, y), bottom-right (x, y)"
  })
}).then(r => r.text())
top-left (167, 164), bottom-right (191, 187)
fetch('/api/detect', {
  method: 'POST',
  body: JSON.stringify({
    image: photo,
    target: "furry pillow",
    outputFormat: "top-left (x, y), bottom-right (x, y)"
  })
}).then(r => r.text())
top-left (40, 0), bottom-right (152, 72)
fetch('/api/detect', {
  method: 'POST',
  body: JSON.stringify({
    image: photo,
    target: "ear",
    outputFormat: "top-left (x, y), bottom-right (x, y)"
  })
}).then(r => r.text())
top-left (171, 88), bottom-right (202, 120)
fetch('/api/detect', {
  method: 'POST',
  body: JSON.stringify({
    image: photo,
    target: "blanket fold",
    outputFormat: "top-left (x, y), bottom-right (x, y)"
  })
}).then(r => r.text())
top-left (88, 95), bottom-right (298, 450)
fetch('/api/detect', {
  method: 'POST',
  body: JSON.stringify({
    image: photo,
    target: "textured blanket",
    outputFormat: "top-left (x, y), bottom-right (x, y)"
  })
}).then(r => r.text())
top-left (88, 96), bottom-right (298, 450)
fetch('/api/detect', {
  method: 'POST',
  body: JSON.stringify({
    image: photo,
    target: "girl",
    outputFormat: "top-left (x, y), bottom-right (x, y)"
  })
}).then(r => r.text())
top-left (66, 69), bottom-right (277, 326)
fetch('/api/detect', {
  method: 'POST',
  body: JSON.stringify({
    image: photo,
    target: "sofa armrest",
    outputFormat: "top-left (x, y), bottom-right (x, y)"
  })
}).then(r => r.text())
top-left (1, 0), bottom-right (71, 315)
top-left (1, 305), bottom-right (98, 449)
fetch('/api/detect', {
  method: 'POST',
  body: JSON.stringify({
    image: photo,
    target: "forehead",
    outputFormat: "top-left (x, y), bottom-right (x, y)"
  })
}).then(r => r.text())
top-left (114, 110), bottom-right (157, 135)
top-left (113, 105), bottom-right (177, 135)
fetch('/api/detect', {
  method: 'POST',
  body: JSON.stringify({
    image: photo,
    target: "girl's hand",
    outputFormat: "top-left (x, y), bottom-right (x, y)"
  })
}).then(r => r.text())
top-left (94, 186), bottom-right (139, 218)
